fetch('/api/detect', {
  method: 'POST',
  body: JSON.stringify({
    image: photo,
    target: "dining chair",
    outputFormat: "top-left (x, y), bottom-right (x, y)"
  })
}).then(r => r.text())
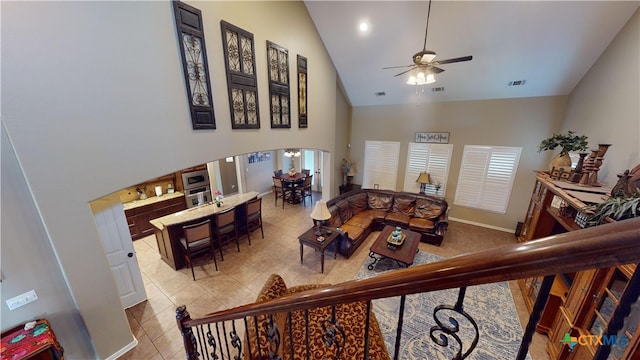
top-left (214, 208), bottom-right (240, 257)
top-left (273, 177), bottom-right (294, 208)
top-left (242, 197), bottom-right (264, 243)
top-left (298, 175), bottom-right (313, 205)
top-left (302, 169), bottom-right (311, 177)
top-left (180, 219), bottom-right (217, 281)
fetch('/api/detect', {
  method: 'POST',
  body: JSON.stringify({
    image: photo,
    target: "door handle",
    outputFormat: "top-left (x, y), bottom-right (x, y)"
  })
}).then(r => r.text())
top-left (128, 252), bottom-right (134, 258)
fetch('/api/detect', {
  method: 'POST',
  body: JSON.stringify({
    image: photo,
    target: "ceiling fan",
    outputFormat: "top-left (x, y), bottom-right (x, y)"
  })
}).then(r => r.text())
top-left (383, 0), bottom-right (472, 82)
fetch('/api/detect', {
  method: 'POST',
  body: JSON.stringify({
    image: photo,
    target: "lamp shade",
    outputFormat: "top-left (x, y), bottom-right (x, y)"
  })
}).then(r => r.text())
top-left (347, 165), bottom-right (357, 177)
top-left (310, 200), bottom-right (331, 221)
top-left (416, 172), bottom-right (432, 184)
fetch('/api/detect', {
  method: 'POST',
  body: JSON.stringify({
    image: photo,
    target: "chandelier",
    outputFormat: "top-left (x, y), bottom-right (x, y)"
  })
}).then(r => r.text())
top-left (284, 148), bottom-right (301, 157)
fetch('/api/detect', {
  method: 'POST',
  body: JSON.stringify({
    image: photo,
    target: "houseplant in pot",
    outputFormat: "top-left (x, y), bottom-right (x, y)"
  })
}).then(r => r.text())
top-left (585, 190), bottom-right (640, 227)
top-left (538, 130), bottom-right (588, 172)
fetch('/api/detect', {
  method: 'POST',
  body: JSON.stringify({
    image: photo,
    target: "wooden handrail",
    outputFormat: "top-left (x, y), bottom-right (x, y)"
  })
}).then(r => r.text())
top-left (185, 218), bottom-right (640, 328)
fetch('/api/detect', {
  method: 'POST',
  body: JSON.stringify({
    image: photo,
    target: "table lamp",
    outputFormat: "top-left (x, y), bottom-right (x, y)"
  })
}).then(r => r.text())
top-left (416, 172), bottom-right (432, 194)
top-left (310, 200), bottom-right (331, 236)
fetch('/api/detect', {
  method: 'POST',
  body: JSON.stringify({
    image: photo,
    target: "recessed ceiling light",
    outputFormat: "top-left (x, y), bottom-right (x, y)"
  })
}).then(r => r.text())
top-left (359, 22), bottom-right (369, 32)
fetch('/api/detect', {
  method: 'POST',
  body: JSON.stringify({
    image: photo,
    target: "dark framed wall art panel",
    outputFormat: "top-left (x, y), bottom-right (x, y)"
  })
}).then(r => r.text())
top-left (267, 41), bottom-right (290, 129)
top-left (297, 55), bottom-right (308, 128)
top-left (220, 20), bottom-right (259, 129)
top-left (172, 1), bottom-right (216, 130)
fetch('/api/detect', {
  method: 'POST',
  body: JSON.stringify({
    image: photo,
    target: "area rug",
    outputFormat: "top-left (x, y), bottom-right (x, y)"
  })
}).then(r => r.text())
top-left (355, 251), bottom-right (532, 360)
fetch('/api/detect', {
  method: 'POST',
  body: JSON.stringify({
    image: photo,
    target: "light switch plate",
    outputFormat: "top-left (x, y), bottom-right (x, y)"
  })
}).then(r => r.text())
top-left (6, 290), bottom-right (38, 310)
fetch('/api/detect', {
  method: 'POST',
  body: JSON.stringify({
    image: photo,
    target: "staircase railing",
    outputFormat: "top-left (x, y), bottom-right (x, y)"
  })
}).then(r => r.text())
top-left (176, 218), bottom-right (640, 360)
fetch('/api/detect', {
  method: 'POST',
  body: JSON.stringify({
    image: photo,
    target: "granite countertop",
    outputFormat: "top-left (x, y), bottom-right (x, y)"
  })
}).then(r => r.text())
top-left (122, 191), bottom-right (184, 210)
top-left (149, 191), bottom-right (259, 230)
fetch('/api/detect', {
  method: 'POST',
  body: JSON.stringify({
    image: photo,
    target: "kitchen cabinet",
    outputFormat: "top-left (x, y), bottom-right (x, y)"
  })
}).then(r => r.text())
top-left (125, 196), bottom-right (186, 240)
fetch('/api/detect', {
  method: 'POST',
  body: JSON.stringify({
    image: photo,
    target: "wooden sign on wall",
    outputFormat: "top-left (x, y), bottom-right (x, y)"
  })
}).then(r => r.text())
top-left (415, 132), bottom-right (450, 144)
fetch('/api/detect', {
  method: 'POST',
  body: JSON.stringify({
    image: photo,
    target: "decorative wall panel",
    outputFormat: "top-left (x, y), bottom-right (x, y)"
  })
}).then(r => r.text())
top-left (267, 41), bottom-right (290, 128)
top-left (173, 1), bottom-right (216, 129)
top-left (221, 21), bottom-right (259, 129)
top-left (297, 55), bottom-right (308, 128)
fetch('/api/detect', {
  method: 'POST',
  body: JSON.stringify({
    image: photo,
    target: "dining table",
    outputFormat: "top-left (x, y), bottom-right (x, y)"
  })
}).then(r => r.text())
top-left (278, 172), bottom-right (305, 204)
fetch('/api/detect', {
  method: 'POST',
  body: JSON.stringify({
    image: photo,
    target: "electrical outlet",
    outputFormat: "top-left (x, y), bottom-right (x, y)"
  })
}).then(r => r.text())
top-left (6, 290), bottom-right (38, 310)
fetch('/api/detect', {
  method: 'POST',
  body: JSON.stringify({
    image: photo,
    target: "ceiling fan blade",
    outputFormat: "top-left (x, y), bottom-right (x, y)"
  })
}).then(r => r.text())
top-left (382, 64), bottom-right (415, 70)
top-left (429, 66), bottom-right (445, 74)
top-left (432, 55), bottom-right (473, 65)
top-left (394, 67), bottom-right (417, 77)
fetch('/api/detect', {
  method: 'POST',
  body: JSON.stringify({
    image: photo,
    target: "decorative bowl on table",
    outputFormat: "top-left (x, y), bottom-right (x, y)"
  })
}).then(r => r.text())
top-left (387, 228), bottom-right (406, 246)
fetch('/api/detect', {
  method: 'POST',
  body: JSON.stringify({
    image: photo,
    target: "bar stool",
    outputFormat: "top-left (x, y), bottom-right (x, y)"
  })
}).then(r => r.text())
top-left (214, 207), bottom-right (240, 256)
top-left (180, 219), bottom-right (217, 281)
top-left (242, 197), bottom-right (264, 244)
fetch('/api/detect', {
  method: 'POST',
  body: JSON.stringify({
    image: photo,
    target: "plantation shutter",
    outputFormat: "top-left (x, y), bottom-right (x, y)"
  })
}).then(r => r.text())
top-left (454, 146), bottom-right (522, 213)
top-left (362, 141), bottom-right (400, 190)
top-left (403, 143), bottom-right (453, 196)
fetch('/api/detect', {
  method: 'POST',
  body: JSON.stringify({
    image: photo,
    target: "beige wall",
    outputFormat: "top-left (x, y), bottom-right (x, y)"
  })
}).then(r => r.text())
top-left (350, 96), bottom-right (568, 230)
top-left (562, 8), bottom-right (640, 185)
top-left (1, 1), bottom-right (338, 358)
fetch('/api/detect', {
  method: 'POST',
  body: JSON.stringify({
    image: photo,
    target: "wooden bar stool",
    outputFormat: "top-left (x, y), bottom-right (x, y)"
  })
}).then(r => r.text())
top-left (180, 219), bottom-right (217, 281)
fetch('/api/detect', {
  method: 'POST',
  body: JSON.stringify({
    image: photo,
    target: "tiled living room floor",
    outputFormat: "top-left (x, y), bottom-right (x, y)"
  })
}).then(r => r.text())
top-left (121, 191), bottom-right (550, 360)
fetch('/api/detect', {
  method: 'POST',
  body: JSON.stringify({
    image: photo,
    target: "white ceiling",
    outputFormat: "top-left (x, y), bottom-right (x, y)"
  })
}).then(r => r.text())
top-left (304, 1), bottom-right (639, 107)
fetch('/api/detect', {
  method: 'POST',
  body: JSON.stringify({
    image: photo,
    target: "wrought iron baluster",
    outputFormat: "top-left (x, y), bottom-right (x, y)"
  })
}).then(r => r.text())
top-left (594, 265), bottom-right (640, 360)
top-left (393, 295), bottom-right (407, 360)
top-left (288, 312), bottom-right (294, 359)
top-left (229, 320), bottom-right (242, 360)
top-left (195, 325), bottom-right (207, 360)
top-left (305, 310), bottom-right (310, 360)
top-left (429, 287), bottom-right (479, 359)
top-left (252, 316), bottom-right (262, 359)
top-left (215, 322), bottom-right (224, 360)
top-left (517, 275), bottom-right (554, 360)
top-left (364, 301), bottom-right (372, 360)
top-left (321, 304), bottom-right (345, 359)
top-left (263, 315), bottom-right (282, 360)
top-left (244, 318), bottom-right (253, 360)
top-left (222, 322), bottom-right (231, 359)
top-left (207, 324), bottom-right (219, 360)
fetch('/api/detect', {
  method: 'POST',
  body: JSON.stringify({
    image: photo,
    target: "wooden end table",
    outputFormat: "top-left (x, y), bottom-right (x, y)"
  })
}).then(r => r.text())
top-left (298, 226), bottom-right (340, 273)
top-left (368, 225), bottom-right (420, 270)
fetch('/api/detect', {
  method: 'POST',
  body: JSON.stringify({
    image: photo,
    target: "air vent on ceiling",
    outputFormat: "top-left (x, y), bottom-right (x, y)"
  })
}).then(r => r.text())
top-left (431, 87), bottom-right (445, 92)
top-left (375, 91), bottom-right (386, 96)
top-left (508, 80), bottom-right (527, 86)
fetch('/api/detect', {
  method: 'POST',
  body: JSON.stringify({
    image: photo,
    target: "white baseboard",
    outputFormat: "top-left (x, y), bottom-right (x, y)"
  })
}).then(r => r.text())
top-left (105, 336), bottom-right (138, 360)
top-left (448, 217), bottom-right (515, 234)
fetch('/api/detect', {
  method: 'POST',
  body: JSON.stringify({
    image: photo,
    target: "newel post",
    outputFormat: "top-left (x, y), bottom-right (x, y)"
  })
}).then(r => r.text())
top-left (176, 305), bottom-right (199, 360)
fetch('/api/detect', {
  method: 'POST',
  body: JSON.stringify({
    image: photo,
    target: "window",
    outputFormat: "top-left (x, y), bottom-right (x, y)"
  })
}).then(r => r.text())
top-left (362, 141), bottom-right (400, 190)
top-left (403, 143), bottom-right (453, 196)
top-left (454, 146), bottom-right (522, 213)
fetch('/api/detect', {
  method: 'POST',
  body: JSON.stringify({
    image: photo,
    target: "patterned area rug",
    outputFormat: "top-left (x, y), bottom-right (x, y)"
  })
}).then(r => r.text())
top-left (355, 251), bottom-right (532, 360)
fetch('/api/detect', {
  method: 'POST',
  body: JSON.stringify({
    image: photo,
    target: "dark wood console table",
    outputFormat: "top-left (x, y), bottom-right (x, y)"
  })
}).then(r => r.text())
top-left (339, 183), bottom-right (361, 195)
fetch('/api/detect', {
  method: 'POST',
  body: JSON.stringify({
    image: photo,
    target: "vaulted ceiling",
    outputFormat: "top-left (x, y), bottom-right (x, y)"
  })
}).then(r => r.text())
top-left (304, 1), bottom-right (639, 106)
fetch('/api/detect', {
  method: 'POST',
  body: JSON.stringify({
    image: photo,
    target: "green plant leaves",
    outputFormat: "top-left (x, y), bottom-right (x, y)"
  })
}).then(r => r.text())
top-left (538, 130), bottom-right (588, 155)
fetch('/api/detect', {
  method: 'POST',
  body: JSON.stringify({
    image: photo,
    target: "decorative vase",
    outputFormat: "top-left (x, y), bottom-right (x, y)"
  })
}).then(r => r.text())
top-left (549, 153), bottom-right (572, 173)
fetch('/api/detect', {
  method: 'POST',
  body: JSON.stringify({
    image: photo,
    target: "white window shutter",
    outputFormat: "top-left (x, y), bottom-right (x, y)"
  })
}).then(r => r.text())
top-left (454, 146), bottom-right (521, 213)
top-left (362, 141), bottom-right (400, 190)
top-left (403, 143), bottom-right (452, 196)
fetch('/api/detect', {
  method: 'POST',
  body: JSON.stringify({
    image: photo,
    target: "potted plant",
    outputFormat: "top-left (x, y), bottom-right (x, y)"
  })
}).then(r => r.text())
top-left (585, 190), bottom-right (640, 227)
top-left (538, 130), bottom-right (588, 172)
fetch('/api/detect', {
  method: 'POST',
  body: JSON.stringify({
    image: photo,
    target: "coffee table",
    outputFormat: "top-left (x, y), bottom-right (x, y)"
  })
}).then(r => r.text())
top-left (298, 226), bottom-right (340, 273)
top-left (368, 225), bottom-right (420, 270)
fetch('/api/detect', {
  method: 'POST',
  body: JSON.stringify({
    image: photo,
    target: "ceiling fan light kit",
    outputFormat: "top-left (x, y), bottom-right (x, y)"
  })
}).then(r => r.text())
top-left (383, 0), bottom-right (472, 87)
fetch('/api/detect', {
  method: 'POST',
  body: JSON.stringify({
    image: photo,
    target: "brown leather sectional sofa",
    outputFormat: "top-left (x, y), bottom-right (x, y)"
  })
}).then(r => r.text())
top-left (325, 189), bottom-right (448, 258)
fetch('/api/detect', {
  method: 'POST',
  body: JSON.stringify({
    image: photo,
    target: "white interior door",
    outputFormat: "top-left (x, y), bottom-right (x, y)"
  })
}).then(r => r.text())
top-left (90, 194), bottom-right (147, 309)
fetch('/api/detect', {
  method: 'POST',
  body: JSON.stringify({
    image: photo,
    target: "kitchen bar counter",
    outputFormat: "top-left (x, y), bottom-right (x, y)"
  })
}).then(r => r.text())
top-left (149, 191), bottom-right (259, 269)
top-left (123, 191), bottom-right (184, 210)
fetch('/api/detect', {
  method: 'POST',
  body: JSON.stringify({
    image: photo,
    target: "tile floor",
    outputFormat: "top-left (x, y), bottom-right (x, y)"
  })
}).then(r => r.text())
top-left (121, 192), bottom-right (550, 360)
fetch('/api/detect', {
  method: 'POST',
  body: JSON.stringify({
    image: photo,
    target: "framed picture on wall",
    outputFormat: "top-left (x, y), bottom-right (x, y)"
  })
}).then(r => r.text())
top-left (297, 55), bottom-right (308, 128)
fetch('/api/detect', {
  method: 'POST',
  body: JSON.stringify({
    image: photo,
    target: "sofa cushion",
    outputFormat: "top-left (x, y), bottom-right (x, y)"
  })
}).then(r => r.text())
top-left (367, 193), bottom-right (393, 211)
top-left (345, 213), bottom-right (373, 229)
top-left (340, 223), bottom-right (365, 241)
top-left (392, 195), bottom-right (416, 216)
top-left (414, 198), bottom-right (443, 219)
top-left (385, 212), bottom-right (411, 228)
top-left (336, 200), bottom-right (353, 223)
top-left (359, 209), bottom-right (388, 222)
top-left (347, 192), bottom-right (368, 213)
top-left (409, 217), bottom-right (435, 232)
top-left (326, 205), bottom-right (342, 228)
